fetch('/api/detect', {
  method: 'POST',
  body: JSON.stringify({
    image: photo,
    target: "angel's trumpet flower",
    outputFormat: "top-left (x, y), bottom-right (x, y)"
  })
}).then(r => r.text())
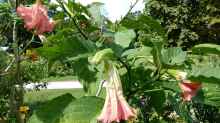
top-left (98, 64), bottom-right (136, 123)
top-left (17, 0), bottom-right (54, 34)
top-left (179, 80), bottom-right (202, 101)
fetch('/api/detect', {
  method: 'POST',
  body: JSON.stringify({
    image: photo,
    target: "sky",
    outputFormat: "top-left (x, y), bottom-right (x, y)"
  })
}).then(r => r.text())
top-left (51, 0), bottom-right (145, 22)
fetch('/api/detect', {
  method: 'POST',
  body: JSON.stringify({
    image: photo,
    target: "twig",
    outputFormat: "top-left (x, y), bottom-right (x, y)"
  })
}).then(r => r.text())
top-left (120, 0), bottom-right (140, 23)
top-left (4, 34), bottom-right (34, 72)
top-left (19, 34), bottom-right (35, 55)
top-left (4, 58), bottom-right (15, 72)
top-left (57, 0), bottom-right (89, 40)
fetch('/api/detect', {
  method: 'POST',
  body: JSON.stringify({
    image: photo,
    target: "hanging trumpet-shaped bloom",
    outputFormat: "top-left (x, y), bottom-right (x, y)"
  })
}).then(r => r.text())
top-left (179, 80), bottom-right (202, 101)
top-left (98, 64), bottom-right (136, 123)
top-left (17, 0), bottom-right (54, 34)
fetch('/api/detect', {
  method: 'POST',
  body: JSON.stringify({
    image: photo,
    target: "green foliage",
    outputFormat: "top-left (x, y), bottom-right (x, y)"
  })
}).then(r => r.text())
top-left (188, 66), bottom-right (220, 84)
top-left (0, 0), bottom-right (220, 122)
top-left (60, 96), bottom-right (104, 123)
top-left (20, 60), bottom-right (48, 83)
top-left (122, 15), bottom-right (166, 38)
top-left (90, 48), bottom-right (114, 64)
top-left (69, 58), bottom-right (98, 92)
top-left (0, 50), bottom-right (8, 71)
top-left (114, 29), bottom-right (136, 48)
top-left (28, 94), bottom-right (104, 123)
top-left (28, 93), bottom-right (75, 123)
top-left (88, 3), bottom-right (104, 26)
top-left (200, 83), bottom-right (220, 108)
top-left (36, 29), bottom-right (91, 61)
top-left (122, 46), bottom-right (152, 59)
top-left (192, 43), bottom-right (220, 55)
top-left (161, 47), bottom-right (187, 66)
top-left (147, 0), bottom-right (220, 48)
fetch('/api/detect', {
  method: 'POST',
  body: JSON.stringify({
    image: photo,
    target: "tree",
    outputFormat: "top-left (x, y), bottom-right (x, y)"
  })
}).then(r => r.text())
top-left (147, 0), bottom-right (220, 49)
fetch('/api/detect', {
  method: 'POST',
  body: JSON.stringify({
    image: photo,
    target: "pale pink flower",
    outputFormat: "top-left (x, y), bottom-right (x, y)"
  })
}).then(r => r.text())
top-left (17, 0), bottom-right (54, 34)
top-left (179, 80), bottom-right (202, 101)
top-left (98, 65), bottom-right (136, 123)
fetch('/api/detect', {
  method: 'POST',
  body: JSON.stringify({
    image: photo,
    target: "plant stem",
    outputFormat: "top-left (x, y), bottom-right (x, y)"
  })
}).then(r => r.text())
top-left (4, 34), bottom-right (34, 73)
top-left (120, 0), bottom-right (140, 23)
top-left (19, 34), bottom-right (35, 55)
top-left (96, 80), bottom-right (105, 97)
top-left (57, 0), bottom-right (88, 40)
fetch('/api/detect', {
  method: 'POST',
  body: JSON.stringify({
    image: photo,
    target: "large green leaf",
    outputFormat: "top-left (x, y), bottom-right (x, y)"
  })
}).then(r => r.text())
top-left (37, 29), bottom-right (95, 61)
top-left (195, 83), bottom-right (220, 109)
top-left (60, 96), bottom-right (104, 123)
top-left (188, 66), bottom-right (220, 84)
top-left (146, 89), bottom-right (166, 113)
top-left (28, 93), bottom-right (75, 123)
top-left (28, 95), bottom-right (104, 123)
top-left (161, 47), bottom-right (186, 66)
top-left (70, 58), bottom-right (98, 92)
top-left (114, 29), bottom-right (136, 48)
top-left (192, 44), bottom-right (220, 55)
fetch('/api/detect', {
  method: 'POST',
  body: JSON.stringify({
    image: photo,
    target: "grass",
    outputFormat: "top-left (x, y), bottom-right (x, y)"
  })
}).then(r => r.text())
top-left (24, 89), bottom-right (86, 104)
top-left (24, 82), bottom-right (106, 105)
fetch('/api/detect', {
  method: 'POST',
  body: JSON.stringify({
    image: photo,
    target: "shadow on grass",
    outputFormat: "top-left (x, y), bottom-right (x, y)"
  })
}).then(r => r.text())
top-left (29, 93), bottom-right (75, 123)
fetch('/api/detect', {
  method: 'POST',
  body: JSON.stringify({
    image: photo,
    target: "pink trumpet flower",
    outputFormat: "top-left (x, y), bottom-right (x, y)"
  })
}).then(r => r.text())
top-left (17, 0), bottom-right (54, 34)
top-left (179, 80), bottom-right (202, 101)
top-left (98, 65), bottom-right (136, 123)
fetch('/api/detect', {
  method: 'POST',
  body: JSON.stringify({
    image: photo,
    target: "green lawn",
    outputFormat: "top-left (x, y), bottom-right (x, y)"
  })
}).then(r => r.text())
top-left (24, 89), bottom-right (85, 104)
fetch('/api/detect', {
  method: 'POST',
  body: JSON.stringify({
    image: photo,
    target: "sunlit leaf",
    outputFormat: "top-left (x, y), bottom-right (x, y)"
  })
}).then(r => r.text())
top-left (188, 66), bottom-right (220, 84)
top-left (192, 43), bottom-right (220, 55)
top-left (161, 47), bottom-right (186, 66)
top-left (114, 29), bottom-right (136, 48)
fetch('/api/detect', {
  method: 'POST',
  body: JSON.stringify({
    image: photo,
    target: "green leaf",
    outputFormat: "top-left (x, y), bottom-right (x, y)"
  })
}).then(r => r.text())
top-left (168, 95), bottom-right (193, 123)
top-left (90, 48), bottom-right (114, 64)
top-left (114, 29), bottom-right (136, 48)
top-left (146, 89), bottom-right (166, 112)
top-left (160, 80), bottom-right (180, 92)
top-left (192, 43), bottom-right (220, 55)
top-left (195, 83), bottom-right (220, 108)
top-left (37, 29), bottom-right (95, 61)
top-left (28, 93), bottom-right (75, 123)
top-left (122, 46), bottom-right (152, 58)
top-left (0, 50), bottom-right (8, 71)
top-left (88, 3), bottom-right (104, 26)
top-left (188, 66), bottom-right (220, 84)
top-left (70, 58), bottom-right (98, 92)
top-left (161, 47), bottom-right (186, 66)
top-left (28, 95), bottom-right (104, 123)
top-left (121, 15), bottom-right (166, 38)
top-left (60, 96), bottom-right (104, 123)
